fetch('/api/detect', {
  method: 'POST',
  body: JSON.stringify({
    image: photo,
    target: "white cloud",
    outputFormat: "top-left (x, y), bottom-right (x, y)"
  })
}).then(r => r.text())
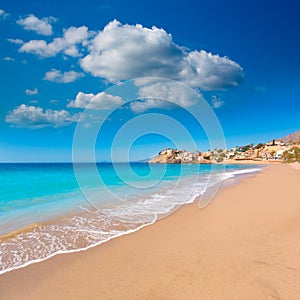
top-left (2, 57), bottom-right (15, 61)
top-left (180, 51), bottom-right (243, 90)
top-left (130, 99), bottom-right (165, 114)
top-left (19, 26), bottom-right (90, 57)
top-left (5, 104), bottom-right (79, 128)
top-left (25, 88), bottom-right (38, 95)
top-left (0, 9), bottom-right (9, 19)
top-left (19, 40), bottom-right (51, 56)
top-left (133, 77), bottom-right (162, 87)
top-left (17, 14), bottom-right (56, 36)
top-left (130, 80), bottom-right (203, 113)
top-left (80, 20), bottom-right (183, 82)
top-left (67, 91), bottom-right (124, 110)
top-left (80, 20), bottom-right (243, 90)
top-left (211, 95), bottom-right (224, 109)
top-left (43, 69), bottom-right (85, 83)
top-left (13, 19), bottom-right (243, 91)
top-left (7, 38), bottom-right (24, 45)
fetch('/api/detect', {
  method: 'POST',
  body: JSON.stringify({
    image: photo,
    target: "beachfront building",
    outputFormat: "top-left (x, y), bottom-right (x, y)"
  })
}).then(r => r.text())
top-left (266, 140), bottom-right (286, 147)
top-left (151, 138), bottom-right (299, 164)
top-left (159, 148), bottom-right (174, 155)
top-left (275, 150), bottom-right (284, 159)
top-left (226, 151), bottom-right (235, 160)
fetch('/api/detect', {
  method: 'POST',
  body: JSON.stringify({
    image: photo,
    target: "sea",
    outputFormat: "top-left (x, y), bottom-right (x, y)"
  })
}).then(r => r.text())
top-left (0, 162), bottom-right (262, 275)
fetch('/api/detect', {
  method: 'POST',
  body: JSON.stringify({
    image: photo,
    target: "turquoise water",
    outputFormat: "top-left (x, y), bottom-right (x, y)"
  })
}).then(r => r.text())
top-left (0, 163), bottom-right (261, 274)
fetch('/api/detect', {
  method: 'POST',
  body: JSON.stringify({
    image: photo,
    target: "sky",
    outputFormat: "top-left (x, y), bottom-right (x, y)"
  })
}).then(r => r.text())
top-left (0, 0), bottom-right (299, 162)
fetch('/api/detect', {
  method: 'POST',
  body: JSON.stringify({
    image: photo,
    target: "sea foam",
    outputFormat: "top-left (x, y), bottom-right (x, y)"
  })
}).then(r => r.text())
top-left (0, 164), bottom-right (261, 275)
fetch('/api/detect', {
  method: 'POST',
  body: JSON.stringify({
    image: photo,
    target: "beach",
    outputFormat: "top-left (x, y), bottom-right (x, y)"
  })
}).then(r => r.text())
top-left (1, 164), bottom-right (300, 299)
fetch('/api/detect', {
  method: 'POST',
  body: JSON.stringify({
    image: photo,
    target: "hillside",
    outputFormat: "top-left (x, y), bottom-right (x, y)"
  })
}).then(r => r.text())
top-left (277, 130), bottom-right (300, 144)
top-left (149, 129), bottom-right (300, 164)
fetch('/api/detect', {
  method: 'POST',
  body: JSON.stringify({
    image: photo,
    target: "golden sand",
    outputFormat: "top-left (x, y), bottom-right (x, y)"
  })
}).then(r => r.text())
top-left (0, 222), bottom-right (41, 242)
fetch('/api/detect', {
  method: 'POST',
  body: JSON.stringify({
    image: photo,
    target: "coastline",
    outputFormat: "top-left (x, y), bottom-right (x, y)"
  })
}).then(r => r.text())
top-left (1, 164), bottom-right (300, 299)
top-left (0, 164), bottom-right (261, 275)
top-left (150, 159), bottom-right (284, 165)
top-left (218, 159), bottom-right (283, 164)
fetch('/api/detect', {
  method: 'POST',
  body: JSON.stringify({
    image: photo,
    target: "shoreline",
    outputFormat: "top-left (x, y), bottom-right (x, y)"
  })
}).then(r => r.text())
top-left (1, 164), bottom-right (300, 299)
top-left (0, 164), bottom-right (262, 275)
top-left (218, 159), bottom-right (283, 164)
top-left (150, 159), bottom-right (285, 165)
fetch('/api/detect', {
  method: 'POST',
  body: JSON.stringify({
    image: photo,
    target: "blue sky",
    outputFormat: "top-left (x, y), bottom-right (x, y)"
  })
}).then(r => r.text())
top-left (0, 0), bottom-right (299, 162)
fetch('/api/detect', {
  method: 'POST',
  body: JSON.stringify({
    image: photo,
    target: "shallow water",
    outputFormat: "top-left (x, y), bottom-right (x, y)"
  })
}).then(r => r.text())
top-left (0, 163), bottom-right (262, 274)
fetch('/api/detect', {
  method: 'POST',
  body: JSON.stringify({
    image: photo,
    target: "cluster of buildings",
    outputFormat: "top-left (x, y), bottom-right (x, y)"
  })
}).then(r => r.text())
top-left (150, 139), bottom-right (300, 164)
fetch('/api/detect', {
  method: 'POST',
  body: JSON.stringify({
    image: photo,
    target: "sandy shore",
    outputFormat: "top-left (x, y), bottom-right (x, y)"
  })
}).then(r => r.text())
top-left (1, 164), bottom-right (300, 299)
top-left (291, 162), bottom-right (300, 170)
top-left (220, 159), bottom-right (282, 165)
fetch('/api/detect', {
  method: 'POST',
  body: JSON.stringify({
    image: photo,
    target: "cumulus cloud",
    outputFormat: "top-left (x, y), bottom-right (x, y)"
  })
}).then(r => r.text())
top-left (138, 81), bottom-right (202, 106)
top-left (2, 57), bottom-right (15, 61)
top-left (25, 88), bottom-right (38, 95)
top-left (5, 104), bottom-right (79, 128)
top-left (130, 80), bottom-right (203, 113)
top-left (17, 14), bottom-right (56, 36)
top-left (7, 38), bottom-right (24, 45)
top-left (130, 99), bottom-right (165, 114)
top-left (80, 20), bottom-right (183, 82)
top-left (14, 19), bottom-right (243, 91)
top-left (211, 95), bottom-right (224, 109)
top-left (19, 26), bottom-right (90, 57)
top-left (43, 69), bottom-right (85, 83)
top-left (67, 91), bottom-right (124, 110)
top-left (179, 51), bottom-right (243, 90)
top-left (80, 20), bottom-right (243, 90)
top-left (0, 9), bottom-right (9, 19)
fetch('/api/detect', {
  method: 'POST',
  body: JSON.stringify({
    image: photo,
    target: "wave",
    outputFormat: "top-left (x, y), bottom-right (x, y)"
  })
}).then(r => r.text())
top-left (0, 166), bottom-right (261, 276)
top-left (225, 168), bottom-right (263, 176)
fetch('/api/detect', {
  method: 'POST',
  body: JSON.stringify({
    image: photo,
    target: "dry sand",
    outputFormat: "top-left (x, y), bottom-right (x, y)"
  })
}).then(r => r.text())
top-left (291, 162), bottom-right (300, 170)
top-left (1, 164), bottom-right (300, 300)
top-left (220, 159), bottom-right (281, 165)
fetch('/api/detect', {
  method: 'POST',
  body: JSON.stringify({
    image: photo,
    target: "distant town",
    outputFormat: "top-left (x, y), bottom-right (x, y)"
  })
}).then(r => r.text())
top-left (149, 131), bottom-right (300, 164)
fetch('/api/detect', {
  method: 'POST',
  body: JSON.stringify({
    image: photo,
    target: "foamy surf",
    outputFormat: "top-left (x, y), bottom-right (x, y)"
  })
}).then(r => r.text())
top-left (0, 164), bottom-right (262, 275)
